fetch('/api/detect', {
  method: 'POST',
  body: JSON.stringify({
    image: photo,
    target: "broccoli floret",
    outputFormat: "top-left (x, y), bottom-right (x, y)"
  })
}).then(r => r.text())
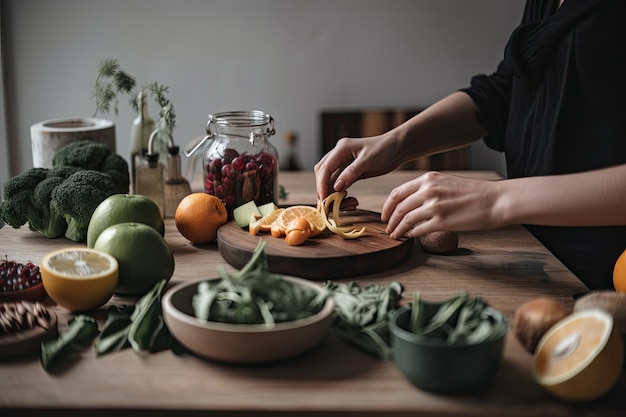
top-left (52, 140), bottom-right (130, 194)
top-left (0, 167), bottom-right (67, 238)
top-left (48, 165), bottom-right (83, 179)
top-left (52, 140), bottom-right (112, 170)
top-left (100, 153), bottom-right (130, 193)
top-left (51, 170), bottom-right (119, 242)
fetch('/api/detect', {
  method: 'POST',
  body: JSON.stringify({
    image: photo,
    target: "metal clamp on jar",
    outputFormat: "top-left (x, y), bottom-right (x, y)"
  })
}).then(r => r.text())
top-left (185, 110), bottom-right (279, 218)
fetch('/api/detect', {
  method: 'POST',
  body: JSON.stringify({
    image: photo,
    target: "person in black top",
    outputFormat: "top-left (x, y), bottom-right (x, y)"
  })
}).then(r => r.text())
top-left (314, 0), bottom-right (626, 290)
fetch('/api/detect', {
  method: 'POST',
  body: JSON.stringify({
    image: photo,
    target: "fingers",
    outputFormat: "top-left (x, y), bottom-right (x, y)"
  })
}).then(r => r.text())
top-left (385, 196), bottom-right (432, 239)
top-left (381, 174), bottom-right (437, 239)
top-left (314, 138), bottom-right (363, 200)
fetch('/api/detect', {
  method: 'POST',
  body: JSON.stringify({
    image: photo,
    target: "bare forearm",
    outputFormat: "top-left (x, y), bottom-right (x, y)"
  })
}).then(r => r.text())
top-left (389, 92), bottom-right (487, 162)
top-left (495, 164), bottom-right (626, 227)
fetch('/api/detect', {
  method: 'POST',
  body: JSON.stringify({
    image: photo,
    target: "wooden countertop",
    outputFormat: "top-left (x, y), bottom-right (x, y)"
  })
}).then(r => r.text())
top-left (1, 170), bottom-right (624, 417)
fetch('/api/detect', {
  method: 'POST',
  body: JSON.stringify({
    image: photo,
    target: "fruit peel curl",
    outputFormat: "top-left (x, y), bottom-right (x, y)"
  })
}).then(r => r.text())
top-left (318, 191), bottom-right (365, 239)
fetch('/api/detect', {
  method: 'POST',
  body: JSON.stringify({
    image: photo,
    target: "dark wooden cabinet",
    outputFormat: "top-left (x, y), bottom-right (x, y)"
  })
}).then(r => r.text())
top-left (321, 108), bottom-right (469, 170)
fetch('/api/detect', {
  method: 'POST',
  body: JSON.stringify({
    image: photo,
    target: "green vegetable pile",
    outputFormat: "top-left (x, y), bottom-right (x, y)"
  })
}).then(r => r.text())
top-left (0, 140), bottom-right (130, 242)
top-left (323, 281), bottom-right (403, 360)
top-left (409, 292), bottom-right (507, 345)
top-left (192, 241), bottom-right (328, 325)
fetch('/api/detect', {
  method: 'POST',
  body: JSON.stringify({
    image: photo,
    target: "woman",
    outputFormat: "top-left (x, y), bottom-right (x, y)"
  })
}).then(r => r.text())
top-left (314, 0), bottom-right (626, 290)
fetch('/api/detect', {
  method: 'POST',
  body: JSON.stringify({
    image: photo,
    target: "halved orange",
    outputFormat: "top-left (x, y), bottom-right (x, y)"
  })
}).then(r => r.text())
top-left (533, 308), bottom-right (624, 401)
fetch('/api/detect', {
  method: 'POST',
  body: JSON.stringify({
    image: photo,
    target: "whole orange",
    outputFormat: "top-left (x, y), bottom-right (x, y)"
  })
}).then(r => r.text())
top-left (175, 193), bottom-right (228, 244)
top-left (613, 249), bottom-right (626, 292)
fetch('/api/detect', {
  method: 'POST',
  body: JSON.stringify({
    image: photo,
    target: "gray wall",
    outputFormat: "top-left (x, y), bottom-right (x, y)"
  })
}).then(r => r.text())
top-left (1, 0), bottom-right (525, 187)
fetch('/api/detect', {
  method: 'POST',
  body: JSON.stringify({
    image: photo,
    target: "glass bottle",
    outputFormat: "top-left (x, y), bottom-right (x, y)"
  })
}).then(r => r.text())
top-left (135, 153), bottom-right (165, 216)
top-left (164, 145), bottom-right (192, 218)
top-left (129, 91), bottom-right (155, 193)
top-left (187, 110), bottom-right (279, 219)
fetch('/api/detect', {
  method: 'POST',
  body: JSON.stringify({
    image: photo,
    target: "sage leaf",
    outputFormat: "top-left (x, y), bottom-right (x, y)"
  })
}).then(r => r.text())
top-left (41, 315), bottom-right (99, 371)
top-left (127, 279), bottom-right (172, 352)
top-left (95, 278), bottom-right (177, 355)
top-left (94, 305), bottom-right (133, 355)
top-left (324, 280), bottom-right (402, 360)
top-left (408, 292), bottom-right (506, 345)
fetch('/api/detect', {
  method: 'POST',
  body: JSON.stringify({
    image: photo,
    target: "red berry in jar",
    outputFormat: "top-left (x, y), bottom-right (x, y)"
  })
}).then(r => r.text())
top-left (204, 149), bottom-right (278, 217)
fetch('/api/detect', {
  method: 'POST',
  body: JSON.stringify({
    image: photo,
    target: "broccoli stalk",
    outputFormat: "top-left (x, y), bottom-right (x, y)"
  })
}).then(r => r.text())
top-left (0, 167), bottom-right (70, 239)
top-left (32, 176), bottom-right (68, 238)
top-left (50, 170), bottom-right (120, 242)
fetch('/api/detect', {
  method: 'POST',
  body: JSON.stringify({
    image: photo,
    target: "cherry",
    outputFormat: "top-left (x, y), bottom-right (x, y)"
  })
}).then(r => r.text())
top-left (0, 258), bottom-right (42, 292)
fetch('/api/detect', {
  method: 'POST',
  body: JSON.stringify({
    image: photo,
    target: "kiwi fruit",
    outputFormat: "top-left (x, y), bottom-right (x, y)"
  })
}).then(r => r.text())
top-left (513, 297), bottom-right (572, 353)
top-left (419, 231), bottom-right (459, 254)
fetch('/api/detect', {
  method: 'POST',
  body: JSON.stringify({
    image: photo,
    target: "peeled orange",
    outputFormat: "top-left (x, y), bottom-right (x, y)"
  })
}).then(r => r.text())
top-left (274, 205), bottom-right (325, 237)
top-left (250, 208), bottom-right (285, 235)
top-left (533, 308), bottom-right (624, 401)
top-left (175, 193), bottom-right (228, 244)
top-left (613, 249), bottom-right (626, 292)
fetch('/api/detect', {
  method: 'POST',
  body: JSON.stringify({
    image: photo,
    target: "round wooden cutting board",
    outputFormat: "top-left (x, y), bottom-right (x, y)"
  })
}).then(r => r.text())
top-left (217, 209), bottom-right (414, 280)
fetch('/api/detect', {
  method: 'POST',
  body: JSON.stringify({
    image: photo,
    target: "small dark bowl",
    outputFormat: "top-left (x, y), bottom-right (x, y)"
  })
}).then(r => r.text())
top-left (389, 304), bottom-right (507, 394)
top-left (0, 282), bottom-right (46, 303)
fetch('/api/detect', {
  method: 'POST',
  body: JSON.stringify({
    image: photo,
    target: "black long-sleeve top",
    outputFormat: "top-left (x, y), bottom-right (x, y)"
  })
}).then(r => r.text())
top-left (462, 0), bottom-right (626, 290)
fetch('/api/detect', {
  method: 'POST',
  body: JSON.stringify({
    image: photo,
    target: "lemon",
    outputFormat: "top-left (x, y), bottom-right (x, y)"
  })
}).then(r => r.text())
top-left (533, 308), bottom-right (624, 401)
top-left (41, 247), bottom-right (119, 312)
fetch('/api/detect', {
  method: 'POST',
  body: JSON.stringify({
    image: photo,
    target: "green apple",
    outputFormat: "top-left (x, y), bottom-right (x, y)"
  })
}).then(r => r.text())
top-left (87, 194), bottom-right (165, 248)
top-left (94, 222), bottom-right (174, 295)
top-left (233, 201), bottom-right (261, 227)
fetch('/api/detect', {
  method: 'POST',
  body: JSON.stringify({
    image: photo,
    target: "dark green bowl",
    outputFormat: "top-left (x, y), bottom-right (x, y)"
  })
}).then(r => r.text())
top-left (389, 304), bottom-right (507, 394)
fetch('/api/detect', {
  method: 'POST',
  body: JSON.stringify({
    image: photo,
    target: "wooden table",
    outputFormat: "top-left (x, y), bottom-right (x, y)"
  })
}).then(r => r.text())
top-left (1, 170), bottom-right (624, 417)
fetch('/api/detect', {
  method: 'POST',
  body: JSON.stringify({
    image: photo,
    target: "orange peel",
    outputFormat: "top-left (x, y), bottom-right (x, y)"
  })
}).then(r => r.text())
top-left (318, 191), bottom-right (365, 239)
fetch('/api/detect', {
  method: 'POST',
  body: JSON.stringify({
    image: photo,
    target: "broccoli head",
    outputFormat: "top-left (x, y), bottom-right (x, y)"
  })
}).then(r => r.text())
top-left (50, 170), bottom-right (120, 242)
top-left (0, 167), bottom-right (68, 238)
top-left (48, 165), bottom-right (83, 179)
top-left (52, 140), bottom-right (130, 194)
top-left (100, 153), bottom-right (130, 193)
top-left (52, 140), bottom-right (112, 170)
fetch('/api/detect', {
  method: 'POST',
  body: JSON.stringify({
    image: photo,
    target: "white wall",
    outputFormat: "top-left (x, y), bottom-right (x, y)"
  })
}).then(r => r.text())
top-left (2, 0), bottom-right (525, 183)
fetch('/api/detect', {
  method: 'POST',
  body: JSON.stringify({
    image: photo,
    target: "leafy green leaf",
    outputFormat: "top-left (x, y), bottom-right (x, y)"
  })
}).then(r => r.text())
top-left (323, 280), bottom-right (403, 360)
top-left (95, 279), bottom-right (178, 355)
top-left (408, 292), bottom-right (506, 345)
top-left (94, 305), bottom-right (133, 356)
top-left (41, 315), bottom-right (99, 371)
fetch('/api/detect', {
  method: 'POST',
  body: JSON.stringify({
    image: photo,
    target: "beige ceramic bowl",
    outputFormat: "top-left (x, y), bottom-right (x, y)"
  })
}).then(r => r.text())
top-left (162, 276), bottom-right (335, 363)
